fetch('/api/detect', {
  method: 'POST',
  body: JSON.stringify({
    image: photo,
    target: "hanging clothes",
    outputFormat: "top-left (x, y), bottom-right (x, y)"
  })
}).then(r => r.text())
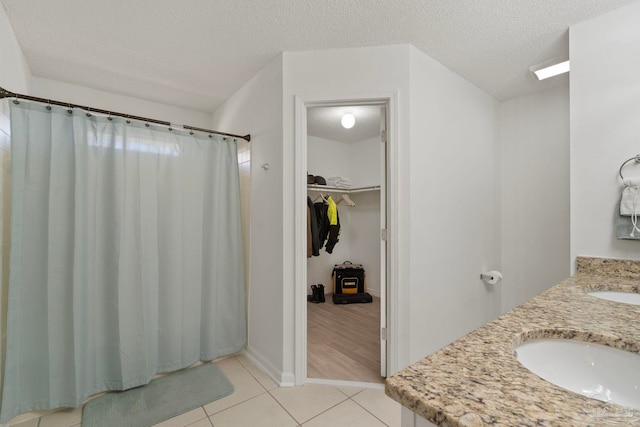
top-left (325, 196), bottom-right (341, 253)
top-left (314, 200), bottom-right (329, 249)
top-left (312, 196), bottom-right (340, 254)
top-left (307, 196), bottom-right (320, 256)
top-left (307, 200), bottom-right (312, 257)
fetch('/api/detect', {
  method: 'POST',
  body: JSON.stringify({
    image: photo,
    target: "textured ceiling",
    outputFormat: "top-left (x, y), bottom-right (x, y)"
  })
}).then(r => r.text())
top-left (1, 0), bottom-right (637, 113)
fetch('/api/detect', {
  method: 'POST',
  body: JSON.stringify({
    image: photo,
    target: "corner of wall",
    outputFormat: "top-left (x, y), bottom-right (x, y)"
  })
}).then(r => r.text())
top-left (0, 5), bottom-right (31, 94)
top-left (499, 85), bottom-right (570, 313)
top-left (569, 1), bottom-right (640, 264)
top-left (407, 45), bottom-right (501, 362)
top-left (212, 52), bottom-right (287, 381)
top-left (243, 346), bottom-right (294, 387)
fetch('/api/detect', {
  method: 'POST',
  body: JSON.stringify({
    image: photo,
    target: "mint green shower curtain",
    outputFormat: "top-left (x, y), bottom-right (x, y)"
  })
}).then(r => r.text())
top-left (0, 102), bottom-right (246, 422)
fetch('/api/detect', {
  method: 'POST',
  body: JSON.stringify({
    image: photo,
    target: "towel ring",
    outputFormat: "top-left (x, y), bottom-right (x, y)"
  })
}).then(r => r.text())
top-left (619, 154), bottom-right (640, 180)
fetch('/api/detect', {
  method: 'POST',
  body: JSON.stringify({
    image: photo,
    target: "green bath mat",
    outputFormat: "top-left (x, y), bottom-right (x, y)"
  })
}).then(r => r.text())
top-left (82, 363), bottom-right (234, 427)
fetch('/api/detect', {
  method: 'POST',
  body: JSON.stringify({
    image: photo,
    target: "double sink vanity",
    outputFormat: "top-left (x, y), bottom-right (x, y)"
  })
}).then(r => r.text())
top-left (385, 257), bottom-right (640, 426)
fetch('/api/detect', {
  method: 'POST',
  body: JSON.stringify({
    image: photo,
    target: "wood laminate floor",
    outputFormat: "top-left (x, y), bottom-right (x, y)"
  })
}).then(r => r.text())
top-left (307, 295), bottom-right (384, 384)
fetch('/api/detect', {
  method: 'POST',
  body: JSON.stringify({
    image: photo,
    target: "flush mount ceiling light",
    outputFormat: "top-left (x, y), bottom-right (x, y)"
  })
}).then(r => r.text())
top-left (341, 113), bottom-right (355, 129)
top-left (533, 60), bottom-right (570, 80)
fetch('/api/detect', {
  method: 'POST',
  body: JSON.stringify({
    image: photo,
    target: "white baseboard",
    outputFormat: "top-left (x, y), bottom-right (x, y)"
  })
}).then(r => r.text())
top-left (242, 347), bottom-right (295, 387)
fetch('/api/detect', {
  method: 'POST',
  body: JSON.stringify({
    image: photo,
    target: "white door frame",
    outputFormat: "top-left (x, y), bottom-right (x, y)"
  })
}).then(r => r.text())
top-left (293, 91), bottom-right (399, 385)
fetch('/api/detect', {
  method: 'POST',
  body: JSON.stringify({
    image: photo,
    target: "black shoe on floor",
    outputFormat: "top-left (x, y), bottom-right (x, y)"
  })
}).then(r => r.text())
top-left (308, 285), bottom-right (320, 303)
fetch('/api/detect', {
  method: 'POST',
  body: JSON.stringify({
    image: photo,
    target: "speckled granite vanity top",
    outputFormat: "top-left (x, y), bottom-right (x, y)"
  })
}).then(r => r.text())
top-left (385, 257), bottom-right (640, 426)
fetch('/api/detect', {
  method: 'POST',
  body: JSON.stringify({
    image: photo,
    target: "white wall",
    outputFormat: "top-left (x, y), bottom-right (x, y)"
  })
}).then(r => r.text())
top-left (346, 138), bottom-right (383, 298)
top-left (307, 134), bottom-right (380, 187)
top-left (212, 55), bottom-right (286, 382)
top-left (219, 43), bottom-right (503, 385)
top-left (31, 77), bottom-right (211, 128)
top-left (349, 137), bottom-right (381, 188)
top-left (284, 45), bottom-right (412, 379)
top-left (407, 45), bottom-right (501, 362)
top-left (570, 1), bottom-right (640, 267)
top-left (0, 5), bottom-right (31, 94)
top-left (500, 86), bottom-right (570, 312)
top-left (346, 193), bottom-right (382, 298)
top-left (307, 135), bottom-right (352, 179)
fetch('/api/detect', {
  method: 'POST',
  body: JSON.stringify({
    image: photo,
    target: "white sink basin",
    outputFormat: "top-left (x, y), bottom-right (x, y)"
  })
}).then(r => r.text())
top-left (588, 291), bottom-right (640, 306)
top-left (515, 339), bottom-right (640, 408)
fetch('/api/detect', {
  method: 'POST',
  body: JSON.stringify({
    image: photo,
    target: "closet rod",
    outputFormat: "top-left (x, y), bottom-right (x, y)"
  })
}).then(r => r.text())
top-left (0, 86), bottom-right (251, 142)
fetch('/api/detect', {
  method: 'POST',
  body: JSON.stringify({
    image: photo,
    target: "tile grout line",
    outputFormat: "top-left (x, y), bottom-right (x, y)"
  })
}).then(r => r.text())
top-left (264, 390), bottom-right (304, 426)
top-left (203, 362), bottom-right (272, 420)
top-left (269, 385), bottom-right (352, 427)
top-left (347, 395), bottom-right (391, 426)
top-left (192, 408), bottom-right (213, 427)
top-left (204, 388), bottom-right (270, 418)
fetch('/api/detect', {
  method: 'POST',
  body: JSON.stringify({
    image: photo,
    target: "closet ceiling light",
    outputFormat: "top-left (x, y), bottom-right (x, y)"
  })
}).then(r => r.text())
top-left (341, 113), bottom-right (355, 129)
top-left (533, 60), bottom-right (570, 80)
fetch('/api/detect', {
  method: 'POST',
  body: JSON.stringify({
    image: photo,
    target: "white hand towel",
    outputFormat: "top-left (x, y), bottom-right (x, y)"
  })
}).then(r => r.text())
top-left (623, 177), bottom-right (640, 187)
top-left (620, 178), bottom-right (640, 215)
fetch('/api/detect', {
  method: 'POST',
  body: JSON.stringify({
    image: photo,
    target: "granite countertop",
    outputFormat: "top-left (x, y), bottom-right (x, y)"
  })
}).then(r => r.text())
top-left (385, 257), bottom-right (640, 426)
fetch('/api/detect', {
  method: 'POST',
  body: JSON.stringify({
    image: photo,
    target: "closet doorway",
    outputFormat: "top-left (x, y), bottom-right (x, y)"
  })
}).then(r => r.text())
top-left (303, 101), bottom-right (389, 384)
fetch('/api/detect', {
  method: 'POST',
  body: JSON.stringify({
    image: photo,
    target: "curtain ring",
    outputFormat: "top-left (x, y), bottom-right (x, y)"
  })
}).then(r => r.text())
top-left (45, 100), bottom-right (52, 111)
top-left (86, 107), bottom-right (91, 117)
top-left (12, 96), bottom-right (19, 105)
top-left (107, 112), bottom-right (113, 121)
top-left (145, 122), bottom-right (150, 127)
top-left (208, 133), bottom-right (213, 138)
top-left (67, 103), bottom-right (73, 114)
top-left (126, 115), bottom-right (131, 124)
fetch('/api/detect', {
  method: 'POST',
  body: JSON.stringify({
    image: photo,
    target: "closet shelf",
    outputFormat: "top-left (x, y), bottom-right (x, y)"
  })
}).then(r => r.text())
top-left (307, 184), bottom-right (380, 194)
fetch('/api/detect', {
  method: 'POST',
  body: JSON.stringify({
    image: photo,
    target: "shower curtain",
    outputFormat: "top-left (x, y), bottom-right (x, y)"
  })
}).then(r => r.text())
top-left (0, 101), bottom-right (246, 422)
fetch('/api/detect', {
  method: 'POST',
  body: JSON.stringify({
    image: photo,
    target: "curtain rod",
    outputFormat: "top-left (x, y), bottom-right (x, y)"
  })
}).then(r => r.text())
top-left (0, 86), bottom-right (251, 142)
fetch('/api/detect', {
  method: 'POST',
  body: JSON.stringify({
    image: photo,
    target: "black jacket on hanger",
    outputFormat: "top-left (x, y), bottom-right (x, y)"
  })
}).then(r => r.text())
top-left (307, 196), bottom-right (321, 256)
top-left (313, 199), bottom-right (341, 254)
top-left (314, 201), bottom-right (329, 250)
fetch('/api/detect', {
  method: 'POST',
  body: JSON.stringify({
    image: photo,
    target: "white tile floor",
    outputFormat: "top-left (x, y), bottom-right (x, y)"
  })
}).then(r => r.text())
top-left (7, 354), bottom-right (401, 427)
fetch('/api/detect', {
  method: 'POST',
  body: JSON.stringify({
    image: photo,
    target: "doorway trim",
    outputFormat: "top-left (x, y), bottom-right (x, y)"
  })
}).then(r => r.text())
top-left (293, 91), bottom-right (399, 385)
